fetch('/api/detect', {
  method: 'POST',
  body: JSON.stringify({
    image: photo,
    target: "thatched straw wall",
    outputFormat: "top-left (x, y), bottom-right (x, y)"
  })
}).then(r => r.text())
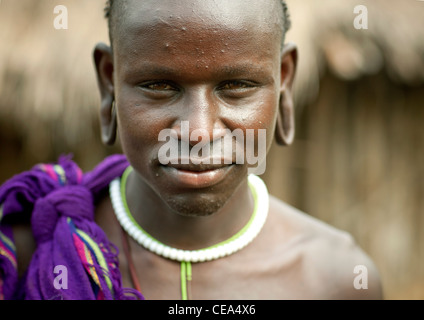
top-left (0, 0), bottom-right (111, 177)
top-left (1, 0), bottom-right (423, 299)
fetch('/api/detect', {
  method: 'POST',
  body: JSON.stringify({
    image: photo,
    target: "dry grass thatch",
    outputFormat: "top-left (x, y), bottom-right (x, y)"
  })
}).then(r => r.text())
top-left (286, 0), bottom-right (424, 107)
top-left (0, 0), bottom-right (109, 167)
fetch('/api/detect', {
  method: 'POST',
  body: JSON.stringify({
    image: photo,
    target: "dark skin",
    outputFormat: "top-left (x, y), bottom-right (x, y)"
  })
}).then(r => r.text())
top-left (95, 0), bottom-right (290, 249)
top-left (12, 0), bottom-right (382, 299)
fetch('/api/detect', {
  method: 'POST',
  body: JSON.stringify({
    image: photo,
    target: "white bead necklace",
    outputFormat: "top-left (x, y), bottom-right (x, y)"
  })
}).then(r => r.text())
top-left (109, 167), bottom-right (269, 263)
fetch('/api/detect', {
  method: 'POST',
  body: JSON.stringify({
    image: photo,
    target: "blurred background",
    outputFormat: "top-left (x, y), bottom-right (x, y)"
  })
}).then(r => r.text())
top-left (0, 0), bottom-right (423, 299)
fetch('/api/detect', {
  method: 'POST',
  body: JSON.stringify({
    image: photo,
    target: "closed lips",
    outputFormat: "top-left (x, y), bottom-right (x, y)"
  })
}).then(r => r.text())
top-left (166, 162), bottom-right (233, 172)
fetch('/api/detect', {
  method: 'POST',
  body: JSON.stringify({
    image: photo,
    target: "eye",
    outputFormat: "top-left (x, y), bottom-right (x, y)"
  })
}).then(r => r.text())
top-left (140, 81), bottom-right (177, 91)
top-left (138, 81), bottom-right (179, 99)
top-left (218, 80), bottom-right (255, 91)
top-left (216, 80), bottom-right (258, 99)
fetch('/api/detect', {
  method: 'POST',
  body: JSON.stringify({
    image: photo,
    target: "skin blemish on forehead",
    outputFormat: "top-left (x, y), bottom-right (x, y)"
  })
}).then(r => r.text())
top-left (116, 22), bottom-right (279, 76)
top-left (114, 0), bottom-right (283, 53)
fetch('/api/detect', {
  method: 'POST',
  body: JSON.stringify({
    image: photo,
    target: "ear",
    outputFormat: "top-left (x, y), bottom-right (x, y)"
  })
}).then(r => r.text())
top-left (93, 42), bottom-right (117, 146)
top-left (275, 42), bottom-right (298, 146)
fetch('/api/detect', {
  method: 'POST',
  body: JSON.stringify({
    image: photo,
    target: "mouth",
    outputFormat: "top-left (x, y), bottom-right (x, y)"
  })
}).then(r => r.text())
top-left (160, 160), bottom-right (234, 189)
top-left (168, 162), bottom-right (231, 171)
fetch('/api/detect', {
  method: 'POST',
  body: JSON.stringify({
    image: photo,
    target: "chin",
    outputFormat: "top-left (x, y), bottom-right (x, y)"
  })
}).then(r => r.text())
top-left (164, 193), bottom-right (229, 218)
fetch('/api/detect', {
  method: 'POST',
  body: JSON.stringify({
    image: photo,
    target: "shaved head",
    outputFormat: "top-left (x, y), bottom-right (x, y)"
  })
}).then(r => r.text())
top-left (104, 0), bottom-right (291, 50)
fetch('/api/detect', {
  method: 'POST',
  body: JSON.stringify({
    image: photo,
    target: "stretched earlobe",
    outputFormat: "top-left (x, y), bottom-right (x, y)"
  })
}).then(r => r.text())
top-left (275, 92), bottom-right (295, 146)
top-left (275, 42), bottom-right (297, 146)
top-left (93, 42), bottom-right (116, 146)
top-left (101, 99), bottom-right (117, 146)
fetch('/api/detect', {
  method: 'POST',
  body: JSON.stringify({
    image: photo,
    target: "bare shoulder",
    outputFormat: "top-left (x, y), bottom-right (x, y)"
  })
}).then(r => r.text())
top-left (263, 195), bottom-right (383, 299)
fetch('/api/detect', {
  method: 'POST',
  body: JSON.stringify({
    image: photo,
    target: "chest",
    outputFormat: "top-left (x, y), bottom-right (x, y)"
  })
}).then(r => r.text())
top-left (119, 239), bottom-right (313, 300)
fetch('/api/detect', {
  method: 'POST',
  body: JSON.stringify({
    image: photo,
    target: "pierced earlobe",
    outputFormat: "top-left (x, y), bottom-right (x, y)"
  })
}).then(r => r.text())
top-left (101, 99), bottom-right (117, 146)
top-left (275, 92), bottom-right (295, 146)
top-left (275, 42), bottom-right (297, 147)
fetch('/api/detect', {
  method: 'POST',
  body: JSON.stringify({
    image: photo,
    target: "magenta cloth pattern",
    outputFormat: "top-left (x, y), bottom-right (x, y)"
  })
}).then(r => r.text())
top-left (0, 154), bottom-right (144, 300)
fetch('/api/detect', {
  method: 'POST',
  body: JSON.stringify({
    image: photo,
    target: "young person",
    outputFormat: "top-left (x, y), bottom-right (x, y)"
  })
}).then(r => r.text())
top-left (0, 0), bottom-right (382, 300)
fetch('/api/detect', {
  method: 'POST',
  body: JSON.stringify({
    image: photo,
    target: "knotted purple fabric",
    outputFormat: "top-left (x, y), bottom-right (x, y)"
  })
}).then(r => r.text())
top-left (0, 154), bottom-right (144, 300)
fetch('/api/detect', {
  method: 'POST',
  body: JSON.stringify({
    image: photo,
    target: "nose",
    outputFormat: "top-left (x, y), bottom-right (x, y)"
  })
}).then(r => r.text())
top-left (173, 88), bottom-right (227, 146)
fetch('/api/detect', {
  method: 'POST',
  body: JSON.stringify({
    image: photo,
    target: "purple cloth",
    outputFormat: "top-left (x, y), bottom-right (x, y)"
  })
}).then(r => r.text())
top-left (0, 154), bottom-right (144, 300)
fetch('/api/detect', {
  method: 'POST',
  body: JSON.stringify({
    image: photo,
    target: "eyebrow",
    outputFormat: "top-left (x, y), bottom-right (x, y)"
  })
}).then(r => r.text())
top-left (125, 62), bottom-right (274, 80)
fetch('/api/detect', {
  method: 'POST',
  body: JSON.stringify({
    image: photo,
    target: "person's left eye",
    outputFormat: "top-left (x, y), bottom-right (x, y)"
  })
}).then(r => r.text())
top-left (218, 80), bottom-right (255, 91)
top-left (216, 80), bottom-right (259, 100)
top-left (141, 82), bottom-right (177, 91)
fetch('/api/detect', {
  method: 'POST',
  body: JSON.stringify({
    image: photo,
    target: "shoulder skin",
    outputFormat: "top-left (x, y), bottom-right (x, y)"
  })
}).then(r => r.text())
top-left (263, 195), bottom-right (383, 299)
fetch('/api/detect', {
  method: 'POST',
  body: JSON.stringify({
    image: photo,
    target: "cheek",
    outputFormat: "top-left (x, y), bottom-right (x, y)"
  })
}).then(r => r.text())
top-left (228, 94), bottom-right (278, 168)
top-left (242, 94), bottom-right (278, 146)
top-left (116, 101), bottom-right (164, 162)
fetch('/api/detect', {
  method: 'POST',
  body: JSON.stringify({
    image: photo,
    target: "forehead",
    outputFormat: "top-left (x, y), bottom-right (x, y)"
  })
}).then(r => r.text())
top-left (113, 0), bottom-right (283, 49)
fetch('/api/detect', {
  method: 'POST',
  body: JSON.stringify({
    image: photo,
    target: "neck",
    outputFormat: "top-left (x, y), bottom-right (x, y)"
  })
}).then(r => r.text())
top-left (125, 171), bottom-right (254, 250)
